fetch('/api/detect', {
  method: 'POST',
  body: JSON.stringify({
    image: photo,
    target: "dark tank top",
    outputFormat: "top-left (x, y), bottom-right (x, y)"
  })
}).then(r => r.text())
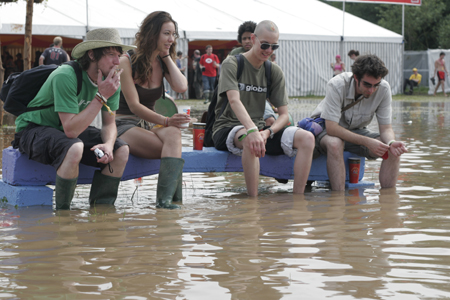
top-left (117, 52), bottom-right (164, 115)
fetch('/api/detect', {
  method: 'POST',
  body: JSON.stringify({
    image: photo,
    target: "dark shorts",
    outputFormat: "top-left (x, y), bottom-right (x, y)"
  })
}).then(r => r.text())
top-left (12, 123), bottom-right (128, 170)
top-left (213, 126), bottom-right (285, 156)
top-left (314, 127), bottom-right (380, 159)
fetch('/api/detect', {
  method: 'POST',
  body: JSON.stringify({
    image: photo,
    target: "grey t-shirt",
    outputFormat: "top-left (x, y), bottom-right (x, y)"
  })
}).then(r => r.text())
top-left (212, 55), bottom-right (288, 135)
top-left (311, 72), bottom-right (392, 129)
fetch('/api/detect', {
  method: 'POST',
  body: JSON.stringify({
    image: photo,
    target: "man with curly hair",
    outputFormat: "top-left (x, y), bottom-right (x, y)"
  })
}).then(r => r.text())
top-left (229, 21), bottom-right (257, 56)
top-left (311, 54), bottom-right (408, 191)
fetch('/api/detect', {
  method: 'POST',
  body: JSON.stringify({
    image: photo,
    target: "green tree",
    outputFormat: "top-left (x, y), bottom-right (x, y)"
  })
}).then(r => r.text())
top-left (320, 0), bottom-right (450, 51)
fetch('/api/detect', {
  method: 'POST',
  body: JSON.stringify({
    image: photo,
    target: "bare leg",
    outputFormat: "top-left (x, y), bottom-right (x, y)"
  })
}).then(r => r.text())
top-left (103, 145), bottom-right (129, 177)
top-left (379, 150), bottom-right (401, 188)
top-left (434, 81), bottom-right (442, 96)
top-left (232, 128), bottom-right (259, 196)
top-left (56, 142), bottom-right (83, 179)
top-left (293, 129), bottom-right (315, 194)
top-left (119, 126), bottom-right (182, 159)
top-left (442, 81), bottom-right (447, 96)
top-left (320, 135), bottom-right (346, 191)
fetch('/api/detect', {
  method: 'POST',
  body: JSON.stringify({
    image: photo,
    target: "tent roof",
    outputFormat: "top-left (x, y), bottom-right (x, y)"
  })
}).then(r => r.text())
top-left (0, 0), bottom-right (402, 43)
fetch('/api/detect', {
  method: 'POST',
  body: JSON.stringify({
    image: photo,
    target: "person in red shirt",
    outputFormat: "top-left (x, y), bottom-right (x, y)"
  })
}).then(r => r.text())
top-left (199, 45), bottom-right (220, 103)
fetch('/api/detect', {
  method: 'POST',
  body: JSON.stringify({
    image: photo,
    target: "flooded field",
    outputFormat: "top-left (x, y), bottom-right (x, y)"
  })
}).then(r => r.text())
top-left (0, 98), bottom-right (449, 299)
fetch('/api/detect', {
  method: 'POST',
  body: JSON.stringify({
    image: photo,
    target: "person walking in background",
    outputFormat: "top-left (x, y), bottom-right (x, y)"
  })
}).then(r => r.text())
top-left (176, 51), bottom-right (187, 99)
top-left (432, 52), bottom-right (449, 97)
top-left (39, 36), bottom-right (70, 66)
top-left (404, 67), bottom-right (422, 95)
top-left (331, 54), bottom-right (345, 77)
top-left (191, 49), bottom-right (203, 99)
top-left (199, 45), bottom-right (220, 104)
top-left (348, 50), bottom-right (359, 61)
top-left (118, 11), bottom-right (189, 209)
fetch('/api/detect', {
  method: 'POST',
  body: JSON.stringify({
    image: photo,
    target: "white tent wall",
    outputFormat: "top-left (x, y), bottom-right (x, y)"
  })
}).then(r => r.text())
top-left (428, 49), bottom-right (450, 95)
top-left (279, 40), bottom-right (403, 96)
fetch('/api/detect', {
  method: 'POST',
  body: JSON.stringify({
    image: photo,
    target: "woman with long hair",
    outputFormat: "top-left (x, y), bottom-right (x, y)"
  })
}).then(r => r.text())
top-left (117, 11), bottom-right (189, 209)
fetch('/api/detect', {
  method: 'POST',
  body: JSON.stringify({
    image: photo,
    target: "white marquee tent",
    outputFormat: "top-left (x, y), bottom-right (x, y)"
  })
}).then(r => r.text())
top-left (0, 0), bottom-right (403, 95)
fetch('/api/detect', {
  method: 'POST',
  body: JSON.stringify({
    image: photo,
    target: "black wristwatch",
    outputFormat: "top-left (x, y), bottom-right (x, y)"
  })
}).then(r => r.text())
top-left (267, 127), bottom-right (274, 139)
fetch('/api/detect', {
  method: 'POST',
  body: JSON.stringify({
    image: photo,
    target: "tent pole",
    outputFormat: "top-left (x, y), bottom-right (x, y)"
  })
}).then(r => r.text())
top-left (341, 0), bottom-right (345, 58)
top-left (402, 4), bottom-right (405, 94)
top-left (86, 0), bottom-right (89, 35)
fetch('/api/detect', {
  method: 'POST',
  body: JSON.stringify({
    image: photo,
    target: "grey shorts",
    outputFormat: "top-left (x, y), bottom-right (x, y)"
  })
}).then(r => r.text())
top-left (12, 123), bottom-right (128, 170)
top-left (314, 127), bottom-right (380, 159)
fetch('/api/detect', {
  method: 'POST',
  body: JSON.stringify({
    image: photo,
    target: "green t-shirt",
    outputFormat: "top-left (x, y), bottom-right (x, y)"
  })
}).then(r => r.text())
top-left (229, 47), bottom-right (245, 56)
top-left (15, 64), bottom-right (120, 132)
top-left (212, 55), bottom-right (288, 135)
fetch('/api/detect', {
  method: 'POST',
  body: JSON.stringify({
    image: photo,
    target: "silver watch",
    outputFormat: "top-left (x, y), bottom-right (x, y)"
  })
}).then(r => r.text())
top-left (267, 127), bottom-right (274, 139)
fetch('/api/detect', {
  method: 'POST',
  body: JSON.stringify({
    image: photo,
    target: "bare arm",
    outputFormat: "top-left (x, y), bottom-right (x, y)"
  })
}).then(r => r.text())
top-left (379, 124), bottom-right (408, 157)
top-left (91, 110), bottom-right (118, 164)
top-left (325, 119), bottom-right (389, 157)
top-left (227, 89), bottom-right (266, 157)
top-left (161, 55), bottom-right (188, 93)
top-left (118, 56), bottom-right (189, 127)
top-left (39, 56), bottom-right (44, 66)
top-left (59, 67), bottom-right (122, 138)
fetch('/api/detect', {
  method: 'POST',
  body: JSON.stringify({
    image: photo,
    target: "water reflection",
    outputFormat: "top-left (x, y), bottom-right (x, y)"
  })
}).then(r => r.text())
top-left (0, 100), bottom-right (450, 299)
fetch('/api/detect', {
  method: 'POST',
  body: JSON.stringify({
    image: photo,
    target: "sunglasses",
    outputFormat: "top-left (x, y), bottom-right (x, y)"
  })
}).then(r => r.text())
top-left (361, 80), bottom-right (381, 89)
top-left (255, 35), bottom-right (279, 51)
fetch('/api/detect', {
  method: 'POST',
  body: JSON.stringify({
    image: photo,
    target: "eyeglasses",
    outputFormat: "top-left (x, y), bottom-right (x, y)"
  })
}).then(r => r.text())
top-left (255, 35), bottom-right (279, 51)
top-left (361, 80), bottom-right (381, 89)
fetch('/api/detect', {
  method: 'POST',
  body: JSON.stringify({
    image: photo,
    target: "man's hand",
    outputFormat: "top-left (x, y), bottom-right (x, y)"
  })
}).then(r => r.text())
top-left (97, 68), bottom-right (123, 99)
top-left (244, 130), bottom-right (266, 158)
top-left (389, 141), bottom-right (408, 157)
top-left (91, 144), bottom-right (114, 165)
top-left (366, 138), bottom-right (390, 158)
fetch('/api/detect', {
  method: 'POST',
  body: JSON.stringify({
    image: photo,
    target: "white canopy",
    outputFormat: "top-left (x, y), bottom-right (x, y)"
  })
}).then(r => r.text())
top-left (0, 0), bottom-right (402, 43)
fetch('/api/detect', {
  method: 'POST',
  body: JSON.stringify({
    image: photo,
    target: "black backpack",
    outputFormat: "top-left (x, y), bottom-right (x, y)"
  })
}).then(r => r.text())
top-left (0, 61), bottom-right (82, 116)
top-left (203, 54), bottom-right (272, 147)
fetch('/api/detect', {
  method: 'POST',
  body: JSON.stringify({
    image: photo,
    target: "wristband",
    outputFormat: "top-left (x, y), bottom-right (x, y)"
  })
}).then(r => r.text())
top-left (246, 126), bottom-right (258, 134)
top-left (161, 54), bottom-right (170, 58)
top-left (96, 92), bottom-right (107, 103)
top-left (164, 117), bottom-right (169, 127)
top-left (388, 140), bottom-right (396, 146)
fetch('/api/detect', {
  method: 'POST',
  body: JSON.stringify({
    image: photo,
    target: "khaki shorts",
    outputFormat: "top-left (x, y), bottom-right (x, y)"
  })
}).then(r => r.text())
top-left (314, 127), bottom-right (380, 159)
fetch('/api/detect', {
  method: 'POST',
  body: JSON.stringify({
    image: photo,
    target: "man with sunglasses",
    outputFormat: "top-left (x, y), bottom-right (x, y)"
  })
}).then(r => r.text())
top-left (311, 54), bottom-right (408, 191)
top-left (212, 20), bottom-right (315, 196)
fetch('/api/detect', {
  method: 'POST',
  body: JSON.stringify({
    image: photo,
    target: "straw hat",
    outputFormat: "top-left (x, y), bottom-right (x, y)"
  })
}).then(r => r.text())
top-left (72, 28), bottom-right (136, 59)
top-left (412, 68), bottom-right (418, 71)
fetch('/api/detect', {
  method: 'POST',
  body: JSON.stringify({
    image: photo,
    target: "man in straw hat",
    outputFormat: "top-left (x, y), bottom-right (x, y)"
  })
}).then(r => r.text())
top-left (12, 28), bottom-right (136, 209)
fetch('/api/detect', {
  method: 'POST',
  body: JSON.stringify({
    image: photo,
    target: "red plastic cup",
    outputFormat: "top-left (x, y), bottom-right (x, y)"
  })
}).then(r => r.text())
top-left (193, 123), bottom-right (206, 150)
top-left (348, 157), bottom-right (361, 184)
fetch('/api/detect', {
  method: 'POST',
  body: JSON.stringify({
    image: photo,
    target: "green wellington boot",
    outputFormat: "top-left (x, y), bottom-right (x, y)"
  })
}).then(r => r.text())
top-left (172, 166), bottom-right (183, 203)
top-left (55, 175), bottom-right (78, 210)
top-left (156, 157), bottom-right (185, 209)
top-left (89, 170), bottom-right (122, 206)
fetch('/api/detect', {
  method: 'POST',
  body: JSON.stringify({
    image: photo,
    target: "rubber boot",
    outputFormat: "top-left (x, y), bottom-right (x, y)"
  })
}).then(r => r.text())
top-left (203, 90), bottom-right (210, 104)
top-left (156, 157), bottom-right (185, 209)
top-left (55, 175), bottom-right (78, 210)
top-left (172, 167), bottom-right (183, 203)
top-left (89, 170), bottom-right (121, 206)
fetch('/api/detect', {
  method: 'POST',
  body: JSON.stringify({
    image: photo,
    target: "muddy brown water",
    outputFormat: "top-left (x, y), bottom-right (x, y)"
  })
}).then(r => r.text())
top-left (0, 99), bottom-right (449, 299)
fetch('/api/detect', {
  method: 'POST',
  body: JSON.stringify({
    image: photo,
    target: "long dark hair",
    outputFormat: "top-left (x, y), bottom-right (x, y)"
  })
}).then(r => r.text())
top-left (132, 11), bottom-right (179, 84)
